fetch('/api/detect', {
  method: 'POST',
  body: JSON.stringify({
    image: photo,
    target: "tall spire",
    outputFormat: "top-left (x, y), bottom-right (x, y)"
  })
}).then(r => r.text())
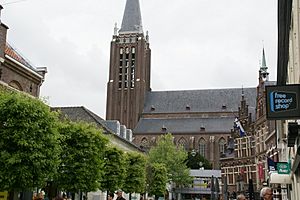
top-left (119, 0), bottom-right (143, 34)
top-left (259, 47), bottom-right (269, 79)
top-left (261, 48), bottom-right (267, 71)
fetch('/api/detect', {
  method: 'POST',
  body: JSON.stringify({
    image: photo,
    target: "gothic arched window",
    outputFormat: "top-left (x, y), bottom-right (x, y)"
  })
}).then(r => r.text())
top-left (178, 137), bottom-right (188, 150)
top-left (141, 137), bottom-right (149, 148)
top-left (219, 138), bottom-right (226, 154)
top-left (199, 138), bottom-right (206, 158)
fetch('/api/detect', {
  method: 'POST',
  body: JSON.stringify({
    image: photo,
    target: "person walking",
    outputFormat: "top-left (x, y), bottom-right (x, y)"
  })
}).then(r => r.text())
top-left (236, 194), bottom-right (246, 200)
top-left (108, 193), bottom-right (114, 200)
top-left (116, 190), bottom-right (126, 200)
top-left (260, 187), bottom-right (273, 200)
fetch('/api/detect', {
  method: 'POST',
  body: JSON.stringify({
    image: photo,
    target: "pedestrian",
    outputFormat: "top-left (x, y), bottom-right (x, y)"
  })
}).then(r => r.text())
top-left (115, 189), bottom-right (126, 200)
top-left (33, 192), bottom-right (38, 200)
top-left (236, 194), bottom-right (246, 200)
top-left (108, 192), bottom-right (114, 200)
top-left (37, 191), bottom-right (45, 200)
top-left (260, 187), bottom-right (273, 200)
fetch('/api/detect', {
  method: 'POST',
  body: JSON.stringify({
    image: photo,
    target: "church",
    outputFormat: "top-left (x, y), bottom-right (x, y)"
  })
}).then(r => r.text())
top-left (105, 0), bottom-right (257, 169)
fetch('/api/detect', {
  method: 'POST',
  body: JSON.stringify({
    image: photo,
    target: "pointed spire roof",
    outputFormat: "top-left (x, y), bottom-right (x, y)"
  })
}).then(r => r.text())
top-left (261, 48), bottom-right (267, 70)
top-left (119, 0), bottom-right (143, 34)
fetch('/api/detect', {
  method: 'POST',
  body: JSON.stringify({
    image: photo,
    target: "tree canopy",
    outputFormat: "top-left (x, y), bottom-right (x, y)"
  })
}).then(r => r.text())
top-left (123, 152), bottom-right (147, 194)
top-left (100, 146), bottom-right (126, 192)
top-left (0, 90), bottom-right (61, 190)
top-left (186, 151), bottom-right (212, 170)
top-left (148, 133), bottom-right (192, 188)
top-left (55, 120), bottom-right (108, 193)
top-left (146, 163), bottom-right (168, 197)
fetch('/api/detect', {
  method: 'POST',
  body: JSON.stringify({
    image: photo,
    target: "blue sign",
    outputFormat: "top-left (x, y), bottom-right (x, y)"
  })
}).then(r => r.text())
top-left (266, 85), bottom-right (300, 120)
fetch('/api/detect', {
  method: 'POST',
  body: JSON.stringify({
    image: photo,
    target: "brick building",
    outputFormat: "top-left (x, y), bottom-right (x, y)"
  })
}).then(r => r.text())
top-left (0, 6), bottom-right (47, 97)
top-left (105, 0), bottom-right (257, 169)
top-left (219, 49), bottom-right (276, 198)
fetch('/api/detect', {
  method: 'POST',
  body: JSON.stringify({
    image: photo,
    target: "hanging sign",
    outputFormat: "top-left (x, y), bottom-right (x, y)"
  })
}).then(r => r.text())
top-left (266, 84), bottom-right (300, 119)
top-left (277, 162), bottom-right (290, 174)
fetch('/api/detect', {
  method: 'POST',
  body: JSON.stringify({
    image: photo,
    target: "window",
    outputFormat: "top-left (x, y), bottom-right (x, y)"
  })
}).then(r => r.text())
top-left (199, 138), bottom-right (206, 157)
top-left (131, 81), bottom-right (135, 88)
top-left (178, 137), bottom-right (188, 150)
top-left (9, 80), bottom-right (23, 91)
top-left (219, 138), bottom-right (226, 154)
top-left (131, 67), bottom-right (135, 74)
top-left (141, 137), bottom-right (149, 148)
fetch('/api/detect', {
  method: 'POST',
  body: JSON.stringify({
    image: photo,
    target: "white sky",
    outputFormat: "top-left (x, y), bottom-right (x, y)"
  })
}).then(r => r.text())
top-left (1, 0), bottom-right (278, 118)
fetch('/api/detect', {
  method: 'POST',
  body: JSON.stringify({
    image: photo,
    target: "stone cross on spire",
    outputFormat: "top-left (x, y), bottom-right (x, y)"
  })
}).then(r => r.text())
top-left (119, 0), bottom-right (143, 34)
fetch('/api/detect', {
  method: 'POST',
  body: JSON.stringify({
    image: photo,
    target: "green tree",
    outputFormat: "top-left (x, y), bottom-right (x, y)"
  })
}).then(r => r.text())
top-left (55, 120), bottom-right (108, 193)
top-left (186, 151), bottom-right (212, 169)
top-left (123, 152), bottom-right (147, 199)
top-left (148, 133), bottom-right (192, 187)
top-left (146, 163), bottom-right (168, 198)
top-left (100, 146), bottom-right (126, 193)
top-left (0, 90), bottom-right (61, 191)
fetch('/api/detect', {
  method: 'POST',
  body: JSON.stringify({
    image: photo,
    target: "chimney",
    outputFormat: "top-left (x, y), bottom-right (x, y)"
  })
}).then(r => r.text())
top-left (0, 5), bottom-right (8, 59)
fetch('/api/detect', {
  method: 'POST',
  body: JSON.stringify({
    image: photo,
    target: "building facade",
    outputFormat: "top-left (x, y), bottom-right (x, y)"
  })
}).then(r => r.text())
top-left (0, 6), bottom-right (47, 97)
top-left (105, 0), bottom-right (257, 169)
top-left (106, 0), bottom-right (151, 130)
top-left (277, 0), bottom-right (300, 199)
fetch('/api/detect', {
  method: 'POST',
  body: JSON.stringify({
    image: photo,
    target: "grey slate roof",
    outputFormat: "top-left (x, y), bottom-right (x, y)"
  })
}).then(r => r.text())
top-left (52, 106), bottom-right (104, 125)
top-left (134, 117), bottom-right (236, 134)
top-left (143, 87), bottom-right (257, 114)
top-left (51, 106), bottom-right (142, 150)
top-left (119, 0), bottom-right (143, 34)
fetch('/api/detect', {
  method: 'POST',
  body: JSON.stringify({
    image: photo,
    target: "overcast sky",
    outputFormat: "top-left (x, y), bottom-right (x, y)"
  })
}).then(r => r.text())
top-left (1, 0), bottom-right (277, 118)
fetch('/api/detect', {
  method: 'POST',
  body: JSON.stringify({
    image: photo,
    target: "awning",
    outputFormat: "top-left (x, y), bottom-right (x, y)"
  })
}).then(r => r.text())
top-left (269, 173), bottom-right (291, 184)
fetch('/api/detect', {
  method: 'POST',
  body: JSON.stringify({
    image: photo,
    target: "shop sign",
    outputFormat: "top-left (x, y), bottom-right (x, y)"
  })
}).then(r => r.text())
top-left (266, 84), bottom-right (300, 120)
top-left (277, 162), bottom-right (290, 174)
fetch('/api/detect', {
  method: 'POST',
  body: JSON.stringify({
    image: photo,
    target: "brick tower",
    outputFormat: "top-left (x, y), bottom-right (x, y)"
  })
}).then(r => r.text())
top-left (106, 0), bottom-right (151, 129)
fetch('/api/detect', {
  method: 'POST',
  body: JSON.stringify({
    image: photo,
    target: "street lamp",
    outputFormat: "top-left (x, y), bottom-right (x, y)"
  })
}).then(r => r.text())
top-left (191, 149), bottom-right (197, 157)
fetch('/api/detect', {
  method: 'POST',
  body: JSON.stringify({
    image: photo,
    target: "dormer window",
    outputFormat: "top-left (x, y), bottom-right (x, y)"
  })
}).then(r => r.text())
top-left (222, 104), bottom-right (227, 109)
top-left (200, 125), bottom-right (205, 131)
top-left (151, 105), bottom-right (155, 111)
top-left (186, 105), bottom-right (191, 110)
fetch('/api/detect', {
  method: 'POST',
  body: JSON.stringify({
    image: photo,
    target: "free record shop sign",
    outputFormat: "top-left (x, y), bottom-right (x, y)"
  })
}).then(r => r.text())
top-left (266, 84), bottom-right (300, 120)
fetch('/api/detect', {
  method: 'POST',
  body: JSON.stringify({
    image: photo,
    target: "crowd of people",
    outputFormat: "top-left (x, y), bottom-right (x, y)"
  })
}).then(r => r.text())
top-left (234, 187), bottom-right (273, 200)
top-left (32, 187), bottom-right (274, 200)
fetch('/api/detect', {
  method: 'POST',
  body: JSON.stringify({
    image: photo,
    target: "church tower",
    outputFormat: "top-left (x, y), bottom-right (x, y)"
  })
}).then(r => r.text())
top-left (106, 0), bottom-right (151, 129)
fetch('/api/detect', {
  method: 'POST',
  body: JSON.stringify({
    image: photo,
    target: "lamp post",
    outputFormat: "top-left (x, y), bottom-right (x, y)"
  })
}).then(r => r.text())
top-left (191, 149), bottom-right (197, 157)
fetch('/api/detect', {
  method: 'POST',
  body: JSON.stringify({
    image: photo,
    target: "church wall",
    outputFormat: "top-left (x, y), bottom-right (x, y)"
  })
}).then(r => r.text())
top-left (134, 132), bottom-right (231, 169)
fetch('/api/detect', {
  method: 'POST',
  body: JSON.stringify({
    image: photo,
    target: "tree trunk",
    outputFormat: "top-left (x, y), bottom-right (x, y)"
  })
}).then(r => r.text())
top-left (8, 191), bottom-right (14, 200)
top-left (129, 193), bottom-right (131, 200)
top-left (71, 193), bottom-right (75, 200)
